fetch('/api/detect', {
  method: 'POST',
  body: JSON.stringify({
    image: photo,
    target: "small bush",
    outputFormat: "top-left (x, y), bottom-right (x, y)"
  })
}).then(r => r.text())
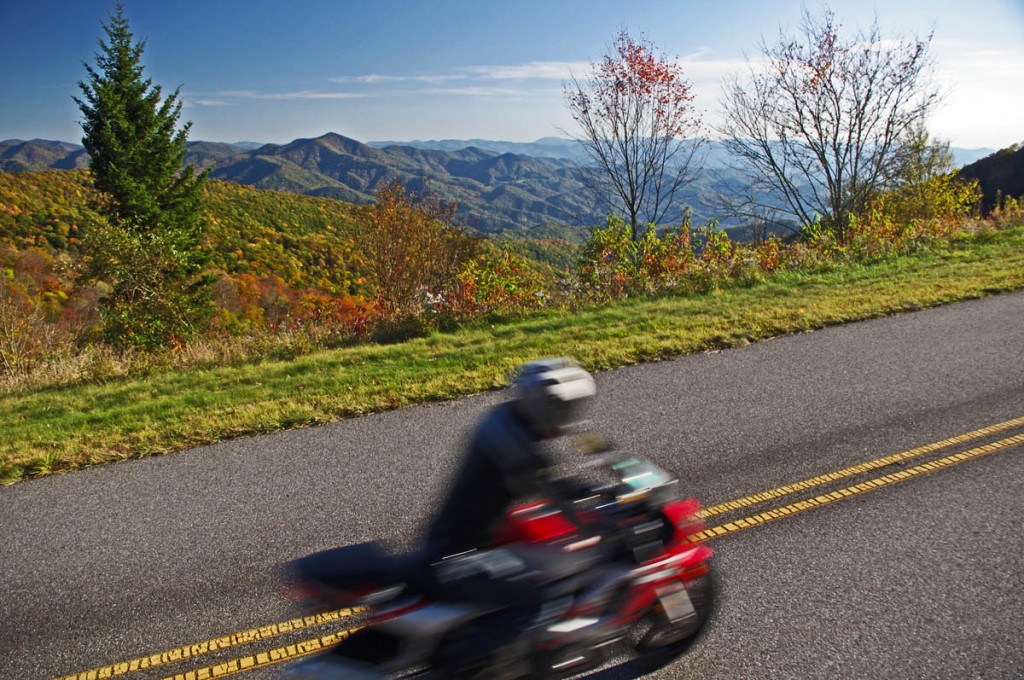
top-left (989, 194), bottom-right (1024, 230)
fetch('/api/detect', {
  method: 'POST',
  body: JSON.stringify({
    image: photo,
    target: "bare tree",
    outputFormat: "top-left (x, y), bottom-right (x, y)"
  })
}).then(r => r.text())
top-left (719, 8), bottom-right (940, 237)
top-left (566, 31), bottom-right (706, 240)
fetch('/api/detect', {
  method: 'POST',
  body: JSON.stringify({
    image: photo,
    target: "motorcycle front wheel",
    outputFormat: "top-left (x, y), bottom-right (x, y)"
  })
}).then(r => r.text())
top-left (629, 571), bottom-right (716, 669)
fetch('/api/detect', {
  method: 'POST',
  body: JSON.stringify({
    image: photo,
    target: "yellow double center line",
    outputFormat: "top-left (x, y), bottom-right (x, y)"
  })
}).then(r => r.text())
top-left (699, 415), bottom-right (1024, 519)
top-left (691, 429), bottom-right (1024, 542)
top-left (53, 609), bottom-right (362, 680)
top-left (56, 416), bottom-right (1024, 680)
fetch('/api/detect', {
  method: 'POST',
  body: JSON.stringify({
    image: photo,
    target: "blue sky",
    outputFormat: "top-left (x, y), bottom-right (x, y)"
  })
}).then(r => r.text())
top-left (1, 0), bottom-right (1021, 149)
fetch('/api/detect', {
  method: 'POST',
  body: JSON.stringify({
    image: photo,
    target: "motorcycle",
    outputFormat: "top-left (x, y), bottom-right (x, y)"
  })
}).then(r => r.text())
top-left (287, 441), bottom-right (714, 678)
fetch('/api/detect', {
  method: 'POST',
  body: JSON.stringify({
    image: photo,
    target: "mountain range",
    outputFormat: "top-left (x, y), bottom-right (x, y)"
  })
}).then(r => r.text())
top-left (367, 137), bottom-right (589, 160)
top-left (368, 138), bottom-right (997, 169)
top-left (205, 133), bottom-right (608, 232)
top-left (0, 139), bottom-right (90, 172)
top-left (0, 135), bottom-right (1003, 233)
top-left (0, 135), bottom-right (767, 233)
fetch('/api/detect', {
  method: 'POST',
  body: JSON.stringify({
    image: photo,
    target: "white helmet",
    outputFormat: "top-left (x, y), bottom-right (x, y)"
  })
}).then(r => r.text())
top-left (510, 358), bottom-right (596, 437)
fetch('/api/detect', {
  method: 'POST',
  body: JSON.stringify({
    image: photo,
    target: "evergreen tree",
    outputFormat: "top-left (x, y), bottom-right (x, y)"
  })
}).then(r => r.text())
top-left (74, 2), bottom-right (210, 348)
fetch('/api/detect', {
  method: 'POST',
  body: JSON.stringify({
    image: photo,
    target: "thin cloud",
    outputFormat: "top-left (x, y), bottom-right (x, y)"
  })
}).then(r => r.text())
top-left (459, 61), bottom-right (589, 80)
top-left (935, 44), bottom-right (1024, 74)
top-left (675, 50), bottom-right (750, 82)
top-left (269, 90), bottom-right (366, 100)
top-left (330, 74), bottom-right (461, 84)
top-left (461, 54), bottom-right (745, 84)
top-left (195, 89), bottom-right (366, 101)
top-left (414, 86), bottom-right (526, 98)
top-left (331, 60), bottom-right (589, 86)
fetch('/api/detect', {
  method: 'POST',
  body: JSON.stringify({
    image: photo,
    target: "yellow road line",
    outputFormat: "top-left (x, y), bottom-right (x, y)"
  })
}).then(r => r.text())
top-left (701, 415), bottom-right (1024, 518)
top-left (160, 628), bottom-right (362, 680)
top-left (53, 608), bottom-right (362, 680)
top-left (692, 432), bottom-right (1024, 542)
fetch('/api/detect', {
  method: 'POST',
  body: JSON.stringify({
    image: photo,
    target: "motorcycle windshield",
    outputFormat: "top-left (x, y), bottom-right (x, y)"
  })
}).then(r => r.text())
top-left (612, 457), bottom-right (674, 492)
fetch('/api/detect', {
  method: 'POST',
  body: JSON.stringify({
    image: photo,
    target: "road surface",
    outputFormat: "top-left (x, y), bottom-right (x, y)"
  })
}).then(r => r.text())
top-left (2, 291), bottom-right (1022, 679)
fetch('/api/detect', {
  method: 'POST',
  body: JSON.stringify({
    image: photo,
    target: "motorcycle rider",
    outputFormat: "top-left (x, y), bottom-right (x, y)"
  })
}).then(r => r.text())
top-left (423, 357), bottom-right (598, 676)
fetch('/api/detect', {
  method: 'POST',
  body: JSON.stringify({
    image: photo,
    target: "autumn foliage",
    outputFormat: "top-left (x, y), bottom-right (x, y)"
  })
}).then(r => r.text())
top-left (358, 181), bottom-right (478, 317)
top-left (0, 171), bottom-right (553, 384)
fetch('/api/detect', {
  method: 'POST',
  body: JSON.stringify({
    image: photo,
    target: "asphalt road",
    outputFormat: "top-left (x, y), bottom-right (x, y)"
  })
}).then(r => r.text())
top-left (2, 291), bottom-right (1023, 679)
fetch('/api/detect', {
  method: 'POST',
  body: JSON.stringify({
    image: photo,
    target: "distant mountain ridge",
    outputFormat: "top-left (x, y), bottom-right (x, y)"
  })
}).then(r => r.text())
top-left (0, 139), bottom-right (89, 172)
top-left (368, 138), bottom-right (998, 169)
top-left (200, 133), bottom-right (602, 231)
top-left (368, 137), bottom-right (588, 160)
top-left (0, 135), bottom-right (1002, 233)
top-left (0, 135), bottom-right (601, 231)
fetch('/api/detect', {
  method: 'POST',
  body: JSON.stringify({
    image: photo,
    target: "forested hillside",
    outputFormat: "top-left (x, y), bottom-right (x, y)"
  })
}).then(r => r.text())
top-left (0, 169), bottom-right (366, 295)
top-left (202, 133), bottom-right (601, 232)
top-left (958, 144), bottom-right (1024, 214)
top-left (0, 139), bottom-right (89, 172)
top-left (0, 169), bottom-right (573, 361)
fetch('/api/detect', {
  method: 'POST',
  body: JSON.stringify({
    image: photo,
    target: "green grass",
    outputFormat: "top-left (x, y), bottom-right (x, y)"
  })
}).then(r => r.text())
top-left (3, 226), bottom-right (1023, 485)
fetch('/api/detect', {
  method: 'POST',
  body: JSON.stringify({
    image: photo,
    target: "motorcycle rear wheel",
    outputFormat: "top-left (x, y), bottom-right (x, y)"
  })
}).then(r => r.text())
top-left (629, 571), bottom-right (716, 669)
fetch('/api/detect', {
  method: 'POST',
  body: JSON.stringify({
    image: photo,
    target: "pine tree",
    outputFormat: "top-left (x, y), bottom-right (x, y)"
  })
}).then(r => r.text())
top-left (74, 2), bottom-right (210, 348)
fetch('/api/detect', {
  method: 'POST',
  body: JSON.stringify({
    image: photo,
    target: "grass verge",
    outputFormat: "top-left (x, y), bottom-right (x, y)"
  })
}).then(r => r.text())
top-left (3, 226), bottom-right (1023, 484)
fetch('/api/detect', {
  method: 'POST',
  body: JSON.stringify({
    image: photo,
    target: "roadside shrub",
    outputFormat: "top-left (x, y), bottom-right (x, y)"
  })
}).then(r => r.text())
top-left (575, 215), bottom-right (640, 301)
top-left (573, 214), bottom-right (788, 301)
top-left (641, 222), bottom-right (696, 290)
top-left (989, 194), bottom-right (1024, 229)
top-left (442, 247), bottom-right (548, 323)
top-left (284, 290), bottom-right (377, 344)
top-left (0, 251), bottom-right (78, 378)
top-left (359, 181), bottom-right (479, 316)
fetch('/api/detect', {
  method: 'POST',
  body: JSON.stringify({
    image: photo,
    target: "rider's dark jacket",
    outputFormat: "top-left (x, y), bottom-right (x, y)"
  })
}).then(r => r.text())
top-left (424, 403), bottom-right (550, 560)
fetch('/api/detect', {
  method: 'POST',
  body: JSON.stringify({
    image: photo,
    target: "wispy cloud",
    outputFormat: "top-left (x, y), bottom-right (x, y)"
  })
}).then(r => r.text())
top-left (330, 60), bottom-right (589, 87)
top-left (343, 54), bottom-right (746, 87)
top-left (676, 48), bottom-right (749, 82)
top-left (266, 90), bottom-right (366, 101)
top-left (193, 52), bottom-right (753, 110)
top-left (414, 86), bottom-right (526, 98)
top-left (933, 42), bottom-right (1024, 76)
top-left (191, 89), bottom-right (366, 103)
top-left (459, 61), bottom-right (589, 80)
top-left (330, 74), bottom-right (461, 84)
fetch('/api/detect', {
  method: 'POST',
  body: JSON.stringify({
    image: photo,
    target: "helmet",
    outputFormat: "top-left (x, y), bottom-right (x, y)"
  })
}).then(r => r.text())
top-left (510, 358), bottom-right (596, 437)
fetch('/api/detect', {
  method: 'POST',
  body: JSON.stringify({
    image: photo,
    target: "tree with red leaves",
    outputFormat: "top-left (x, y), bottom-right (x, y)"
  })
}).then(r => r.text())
top-left (566, 31), bottom-right (706, 241)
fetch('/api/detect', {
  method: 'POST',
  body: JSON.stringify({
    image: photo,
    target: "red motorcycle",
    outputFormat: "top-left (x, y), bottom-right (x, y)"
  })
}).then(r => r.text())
top-left (289, 445), bottom-right (714, 678)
